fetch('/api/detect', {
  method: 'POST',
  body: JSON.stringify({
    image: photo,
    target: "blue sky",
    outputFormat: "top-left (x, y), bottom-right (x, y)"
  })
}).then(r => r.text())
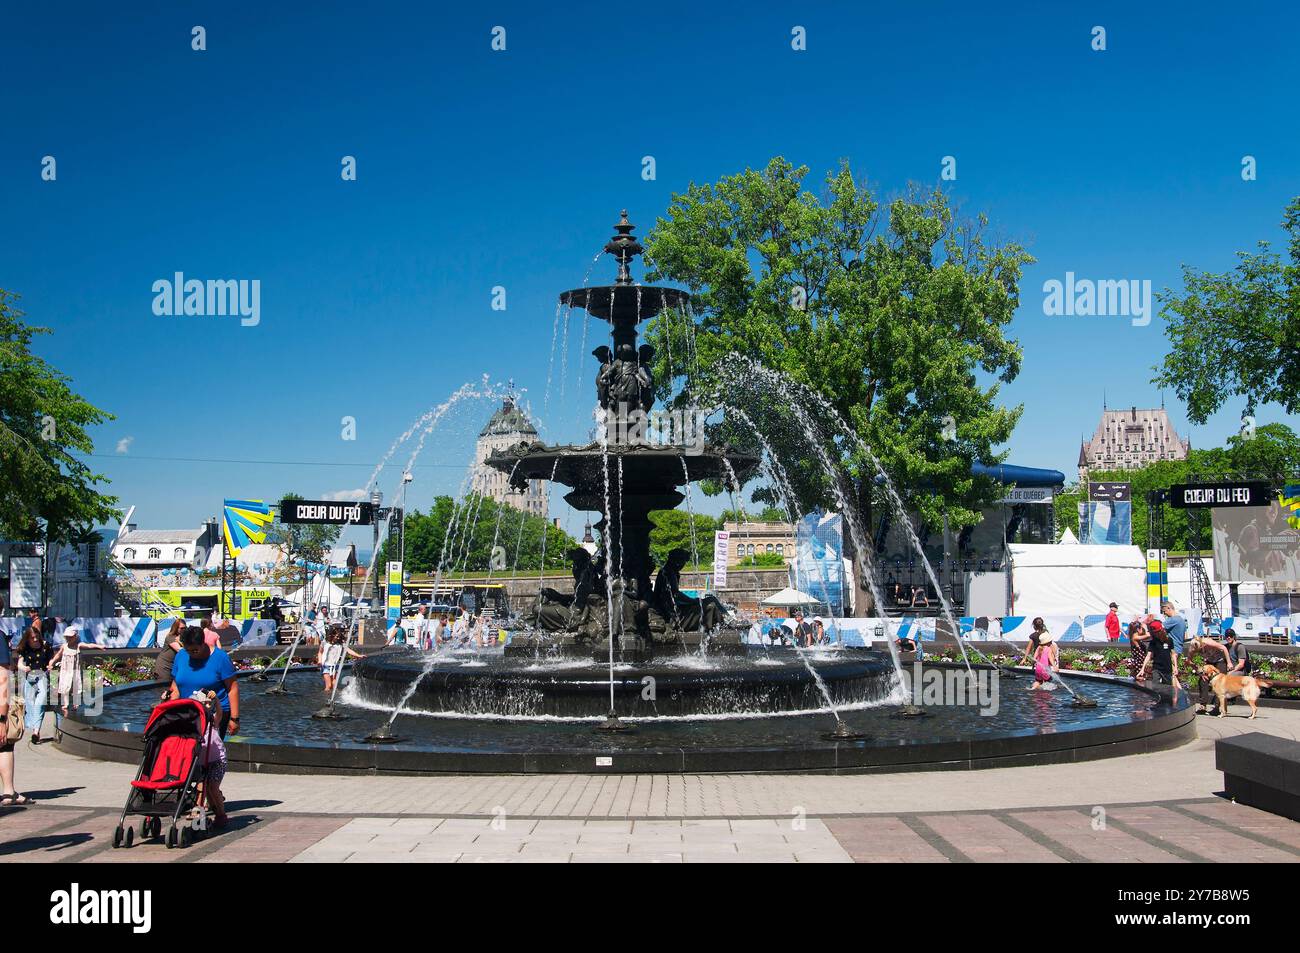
top-left (3, 1), bottom-right (1298, 548)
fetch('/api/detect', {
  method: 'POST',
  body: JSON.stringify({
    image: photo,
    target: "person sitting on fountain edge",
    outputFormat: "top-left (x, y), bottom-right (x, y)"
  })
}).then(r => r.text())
top-left (653, 548), bottom-right (723, 632)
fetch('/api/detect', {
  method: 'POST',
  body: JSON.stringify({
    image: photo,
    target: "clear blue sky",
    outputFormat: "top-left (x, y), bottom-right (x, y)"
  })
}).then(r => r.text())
top-left (3, 1), bottom-right (1298, 548)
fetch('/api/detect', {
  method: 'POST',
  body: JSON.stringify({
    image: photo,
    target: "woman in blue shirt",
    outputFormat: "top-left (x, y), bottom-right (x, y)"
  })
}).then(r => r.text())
top-left (169, 626), bottom-right (241, 739)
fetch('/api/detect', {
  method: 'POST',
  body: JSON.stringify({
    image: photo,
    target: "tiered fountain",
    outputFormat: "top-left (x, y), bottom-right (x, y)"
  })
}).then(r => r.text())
top-left (349, 212), bottom-right (896, 721)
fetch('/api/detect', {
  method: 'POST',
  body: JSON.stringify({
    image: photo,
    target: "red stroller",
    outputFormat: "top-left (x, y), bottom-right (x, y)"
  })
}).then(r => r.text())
top-left (112, 697), bottom-right (214, 849)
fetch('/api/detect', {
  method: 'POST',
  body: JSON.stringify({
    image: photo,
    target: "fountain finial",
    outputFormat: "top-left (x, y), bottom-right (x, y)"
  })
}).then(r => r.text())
top-left (604, 210), bottom-right (642, 286)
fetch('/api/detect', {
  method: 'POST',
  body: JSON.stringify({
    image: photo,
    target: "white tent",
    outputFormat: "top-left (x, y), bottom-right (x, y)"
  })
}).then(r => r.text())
top-left (762, 586), bottom-right (824, 608)
top-left (1058, 527), bottom-right (1080, 545)
top-left (1008, 543), bottom-right (1145, 617)
top-left (286, 575), bottom-right (353, 613)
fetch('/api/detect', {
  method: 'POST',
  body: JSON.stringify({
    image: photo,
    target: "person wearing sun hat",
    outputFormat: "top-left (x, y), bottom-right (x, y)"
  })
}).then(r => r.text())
top-left (811, 616), bottom-right (827, 645)
top-left (1028, 618), bottom-right (1059, 691)
top-left (48, 626), bottom-right (104, 736)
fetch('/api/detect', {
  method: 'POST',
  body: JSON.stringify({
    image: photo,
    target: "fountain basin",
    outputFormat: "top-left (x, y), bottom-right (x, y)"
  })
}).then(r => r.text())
top-left (61, 663), bottom-right (1195, 776)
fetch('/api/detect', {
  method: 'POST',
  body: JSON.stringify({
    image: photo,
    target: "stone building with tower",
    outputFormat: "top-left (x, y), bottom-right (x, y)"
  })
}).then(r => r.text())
top-left (473, 396), bottom-right (548, 517)
top-left (1078, 404), bottom-right (1190, 482)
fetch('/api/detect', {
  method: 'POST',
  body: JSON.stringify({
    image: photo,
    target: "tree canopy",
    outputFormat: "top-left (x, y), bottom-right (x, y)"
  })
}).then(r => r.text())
top-left (265, 491), bottom-right (342, 563)
top-left (1157, 196), bottom-right (1300, 422)
top-left (383, 494), bottom-right (576, 574)
top-left (642, 157), bottom-right (1032, 537)
top-left (0, 290), bottom-right (117, 543)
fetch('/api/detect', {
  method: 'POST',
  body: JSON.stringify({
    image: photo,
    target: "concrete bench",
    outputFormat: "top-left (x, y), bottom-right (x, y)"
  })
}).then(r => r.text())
top-left (1215, 733), bottom-right (1300, 822)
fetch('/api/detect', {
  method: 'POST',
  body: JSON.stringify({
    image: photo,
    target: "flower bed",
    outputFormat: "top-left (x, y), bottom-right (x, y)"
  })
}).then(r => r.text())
top-left (925, 645), bottom-right (1300, 698)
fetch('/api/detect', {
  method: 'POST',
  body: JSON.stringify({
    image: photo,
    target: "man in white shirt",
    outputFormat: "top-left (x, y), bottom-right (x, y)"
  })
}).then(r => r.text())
top-left (413, 606), bottom-right (430, 650)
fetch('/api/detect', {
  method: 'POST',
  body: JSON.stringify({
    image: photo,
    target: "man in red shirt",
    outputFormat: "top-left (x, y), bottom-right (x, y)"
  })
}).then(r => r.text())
top-left (1105, 602), bottom-right (1122, 641)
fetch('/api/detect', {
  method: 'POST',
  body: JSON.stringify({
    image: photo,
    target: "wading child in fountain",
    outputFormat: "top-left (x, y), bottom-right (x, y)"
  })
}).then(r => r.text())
top-left (1028, 620), bottom-right (1058, 691)
top-left (318, 625), bottom-right (363, 694)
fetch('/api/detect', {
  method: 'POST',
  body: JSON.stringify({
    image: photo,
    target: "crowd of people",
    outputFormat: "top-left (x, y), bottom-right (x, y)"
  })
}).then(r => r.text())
top-left (996, 599), bottom-right (1241, 701)
top-left (1, 607), bottom-right (107, 807)
top-left (386, 604), bottom-right (499, 650)
top-left (1036, 598), bottom-right (1252, 712)
top-left (759, 609), bottom-right (832, 647)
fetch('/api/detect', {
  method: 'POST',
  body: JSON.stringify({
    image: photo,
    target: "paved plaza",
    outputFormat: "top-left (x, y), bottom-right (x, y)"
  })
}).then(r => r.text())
top-left (3, 708), bottom-right (1300, 863)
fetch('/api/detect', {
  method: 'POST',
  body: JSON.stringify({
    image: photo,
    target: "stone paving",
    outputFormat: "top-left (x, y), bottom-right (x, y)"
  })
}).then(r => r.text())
top-left (2, 708), bottom-right (1298, 863)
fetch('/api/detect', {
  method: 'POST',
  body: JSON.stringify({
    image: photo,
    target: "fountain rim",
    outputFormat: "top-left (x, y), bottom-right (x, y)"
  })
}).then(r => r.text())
top-left (60, 664), bottom-right (1196, 777)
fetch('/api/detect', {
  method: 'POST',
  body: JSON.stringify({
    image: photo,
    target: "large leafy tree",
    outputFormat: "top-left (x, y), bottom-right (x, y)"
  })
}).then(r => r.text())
top-left (642, 158), bottom-right (1032, 557)
top-left (1157, 197), bottom-right (1300, 421)
top-left (0, 290), bottom-right (117, 543)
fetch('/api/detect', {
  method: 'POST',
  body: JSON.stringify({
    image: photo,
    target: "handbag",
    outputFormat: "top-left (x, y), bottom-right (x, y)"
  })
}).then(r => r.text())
top-left (5, 696), bottom-right (24, 743)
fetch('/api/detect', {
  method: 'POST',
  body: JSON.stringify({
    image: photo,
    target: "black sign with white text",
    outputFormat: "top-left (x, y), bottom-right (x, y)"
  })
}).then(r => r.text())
top-left (1167, 482), bottom-right (1272, 509)
top-left (278, 499), bottom-right (374, 525)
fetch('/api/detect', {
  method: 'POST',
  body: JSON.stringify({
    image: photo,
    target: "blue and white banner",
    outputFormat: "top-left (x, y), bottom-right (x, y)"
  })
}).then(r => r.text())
top-left (793, 511), bottom-right (844, 615)
top-left (0, 617), bottom-right (278, 648)
top-left (1079, 501), bottom-right (1132, 545)
top-left (746, 613), bottom-right (1299, 646)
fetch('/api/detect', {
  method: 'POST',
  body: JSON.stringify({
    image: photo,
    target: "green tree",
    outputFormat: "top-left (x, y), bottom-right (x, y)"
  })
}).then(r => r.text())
top-left (648, 509), bottom-right (719, 568)
top-left (385, 495), bottom-right (576, 574)
top-left (265, 492), bottom-right (342, 566)
top-left (0, 290), bottom-right (117, 543)
top-left (1156, 196), bottom-right (1300, 421)
top-left (642, 157), bottom-right (1032, 545)
top-left (1224, 422), bottom-right (1300, 480)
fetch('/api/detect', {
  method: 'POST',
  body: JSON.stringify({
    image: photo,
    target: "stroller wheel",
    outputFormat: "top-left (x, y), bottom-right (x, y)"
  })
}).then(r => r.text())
top-left (139, 817), bottom-right (152, 841)
top-left (179, 826), bottom-right (193, 849)
top-left (124, 826), bottom-right (134, 848)
top-left (151, 816), bottom-right (163, 838)
top-left (112, 825), bottom-right (124, 849)
top-left (165, 825), bottom-right (178, 849)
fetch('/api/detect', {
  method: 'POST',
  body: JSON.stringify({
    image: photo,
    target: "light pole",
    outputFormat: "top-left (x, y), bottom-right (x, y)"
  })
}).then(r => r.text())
top-left (399, 471), bottom-right (413, 566)
top-left (370, 488), bottom-right (383, 612)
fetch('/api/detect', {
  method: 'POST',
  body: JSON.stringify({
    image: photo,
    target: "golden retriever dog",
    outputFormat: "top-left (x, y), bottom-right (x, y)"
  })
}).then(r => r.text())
top-left (1200, 664), bottom-right (1271, 719)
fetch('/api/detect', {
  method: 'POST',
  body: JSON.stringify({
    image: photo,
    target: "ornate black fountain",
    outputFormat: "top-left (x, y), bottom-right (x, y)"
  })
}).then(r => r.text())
top-left (486, 211), bottom-right (760, 658)
top-left (341, 212), bottom-right (895, 720)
